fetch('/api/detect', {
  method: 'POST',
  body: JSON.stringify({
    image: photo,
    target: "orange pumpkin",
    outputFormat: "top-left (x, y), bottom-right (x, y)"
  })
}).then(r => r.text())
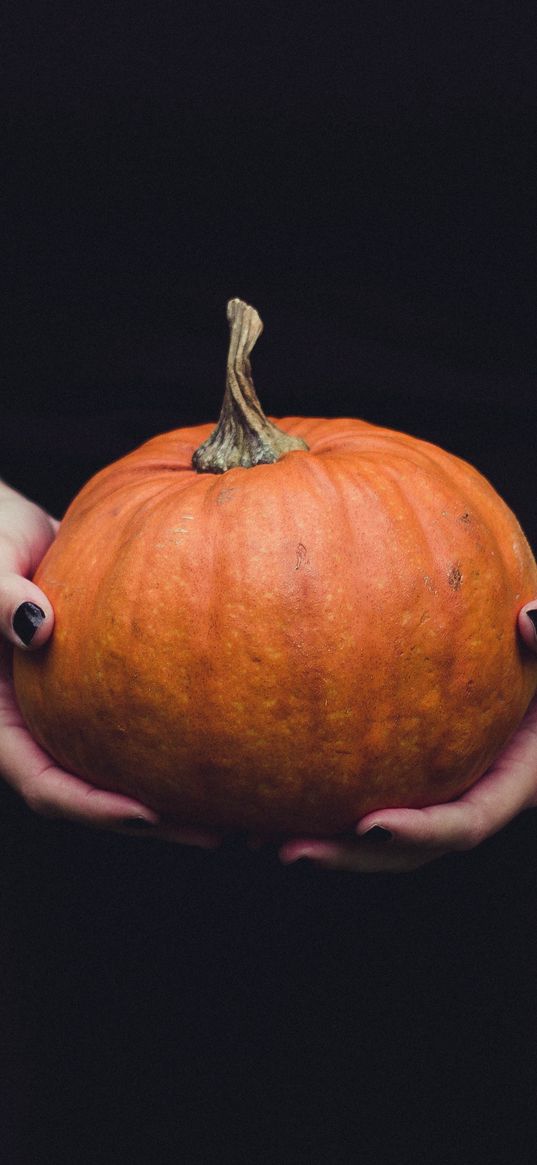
top-left (13, 300), bottom-right (537, 835)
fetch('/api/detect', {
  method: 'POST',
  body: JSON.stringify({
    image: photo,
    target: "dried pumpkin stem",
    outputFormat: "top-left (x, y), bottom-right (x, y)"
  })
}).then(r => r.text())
top-left (192, 298), bottom-right (309, 473)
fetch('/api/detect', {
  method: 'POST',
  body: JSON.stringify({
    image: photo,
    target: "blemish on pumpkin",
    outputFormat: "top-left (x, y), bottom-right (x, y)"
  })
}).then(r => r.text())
top-left (459, 512), bottom-right (471, 524)
top-left (295, 543), bottom-right (309, 570)
top-left (448, 565), bottom-right (463, 590)
top-left (217, 488), bottom-right (236, 505)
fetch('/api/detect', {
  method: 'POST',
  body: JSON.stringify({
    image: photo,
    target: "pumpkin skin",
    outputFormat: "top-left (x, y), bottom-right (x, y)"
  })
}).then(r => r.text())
top-left (13, 414), bottom-right (537, 836)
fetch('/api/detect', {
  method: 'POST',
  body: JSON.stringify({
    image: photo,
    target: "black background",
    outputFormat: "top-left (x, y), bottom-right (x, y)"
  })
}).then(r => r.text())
top-left (2, 3), bottom-right (537, 1162)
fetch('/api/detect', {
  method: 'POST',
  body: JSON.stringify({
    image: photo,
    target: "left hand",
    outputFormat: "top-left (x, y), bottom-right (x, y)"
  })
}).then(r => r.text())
top-left (0, 481), bottom-right (221, 848)
top-left (279, 603), bottom-right (537, 873)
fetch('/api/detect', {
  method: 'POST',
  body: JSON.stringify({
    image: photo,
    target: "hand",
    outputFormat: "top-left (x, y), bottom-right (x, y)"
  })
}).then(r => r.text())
top-left (0, 481), bottom-right (220, 848)
top-left (279, 604), bottom-right (537, 873)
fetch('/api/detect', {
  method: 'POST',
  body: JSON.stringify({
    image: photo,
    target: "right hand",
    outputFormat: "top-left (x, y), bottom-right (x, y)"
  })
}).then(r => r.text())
top-left (0, 481), bottom-right (220, 847)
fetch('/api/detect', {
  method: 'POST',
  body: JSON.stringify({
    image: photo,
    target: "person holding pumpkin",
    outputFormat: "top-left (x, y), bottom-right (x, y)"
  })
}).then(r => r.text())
top-left (2, 474), bottom-right (537, 873)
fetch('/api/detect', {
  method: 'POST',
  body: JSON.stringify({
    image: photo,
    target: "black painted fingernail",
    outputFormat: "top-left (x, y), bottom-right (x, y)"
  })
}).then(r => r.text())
top-left (119, 816), bottom-right (157, 830)
top-left (526, 609), bottom-right (537, 635)
top-left (363, 826), bottom-right (393, 843)
top-left (13, 602), bottom-right (46, 645)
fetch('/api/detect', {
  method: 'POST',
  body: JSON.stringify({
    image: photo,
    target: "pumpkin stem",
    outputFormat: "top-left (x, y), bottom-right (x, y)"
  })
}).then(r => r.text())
top-left (192, 298), bottom-right (309, 473)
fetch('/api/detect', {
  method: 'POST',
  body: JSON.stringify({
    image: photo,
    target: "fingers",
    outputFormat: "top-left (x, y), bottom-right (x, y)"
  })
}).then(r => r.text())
top-left (0, 485), bottom-right (58, 575)
top-left (0, 669), bottom-right (220, 846)
top-left (279, 694), bottom-right (537, 872)
top-left (279, 834), bottom-right (442, 873)
top-left (519, 602), bottom-right (537, 653)
top-left (3, 716), bottom-right (220, 846)
top-left (0, 487), bottom-right (220, 847)
top-left (0, 573), bottom-right (54, 649)
top-left (2, 712), bottom-right (158, 830)
top-left (356, 694), bottom-right (537, 846)
top-left (0, 485), bottom-right (59, 649)
top-left (354, 799), bottom-right (491, 854)
top-left (0, 677), bottom-right (158, 830)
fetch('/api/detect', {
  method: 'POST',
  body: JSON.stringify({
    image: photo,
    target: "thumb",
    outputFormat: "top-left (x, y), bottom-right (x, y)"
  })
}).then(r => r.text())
top-left (518, 602), bottom-right (537, 654)
top-left (0, 574), bottom-right (54, 649)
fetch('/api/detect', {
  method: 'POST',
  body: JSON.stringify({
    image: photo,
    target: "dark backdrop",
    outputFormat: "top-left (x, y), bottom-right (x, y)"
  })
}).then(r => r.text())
top-left (2, 4), bottom-right (537, 1163)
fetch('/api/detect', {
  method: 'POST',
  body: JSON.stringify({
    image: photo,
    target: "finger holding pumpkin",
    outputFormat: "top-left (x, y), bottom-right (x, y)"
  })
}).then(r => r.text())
top-left (0, 653), bottom-right (220, 845)
top-left (280, 683), bottom-right (537, 872)
top-left (0, 482), bottom-right (221, 846)
top-left (279, 833), bottom-right (446, 874)
top-left (0, 480), bottom-right (57, 649)
top-left (518, 602), bottom-right (537, 653)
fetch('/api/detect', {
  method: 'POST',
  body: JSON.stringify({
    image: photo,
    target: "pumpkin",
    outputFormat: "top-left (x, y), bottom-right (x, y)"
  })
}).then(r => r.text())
top-left (13, 299), bottom-right (537, 835)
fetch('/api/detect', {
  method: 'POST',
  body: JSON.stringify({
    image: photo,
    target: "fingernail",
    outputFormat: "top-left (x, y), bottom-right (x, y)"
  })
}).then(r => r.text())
top-left (362, 825), bottom-right (393, 843)
top-left (119, 816), bottom-right (158, 830)
top-left (526, 609), bottom-right (537, 635)
top-left (13, 602), bottom-right (46, 645)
